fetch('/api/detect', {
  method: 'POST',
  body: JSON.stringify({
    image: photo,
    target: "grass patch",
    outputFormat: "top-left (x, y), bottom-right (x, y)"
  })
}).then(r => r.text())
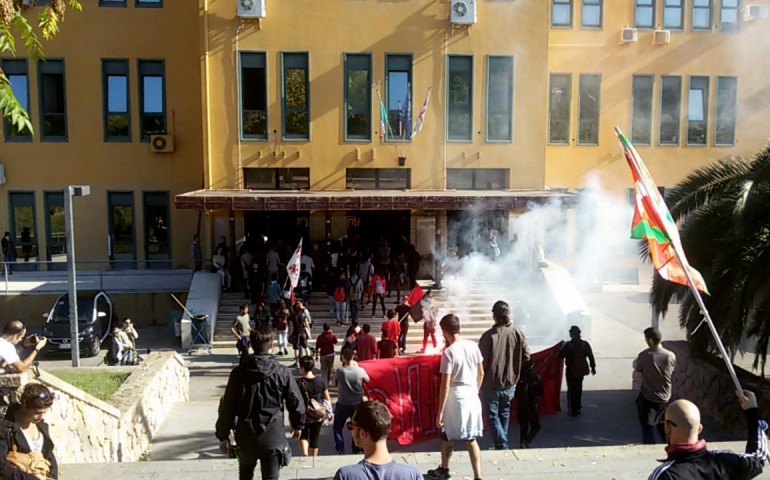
top-left (51, 371), bottom-right (132, 403)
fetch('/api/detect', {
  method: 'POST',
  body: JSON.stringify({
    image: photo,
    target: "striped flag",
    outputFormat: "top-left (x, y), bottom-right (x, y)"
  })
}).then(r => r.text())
top-left (410, 87), bottom-right (431, 141)
top-left (616, 127), bottom-right (709, 293)
top-left (377, 90), bottom-right (389, 142)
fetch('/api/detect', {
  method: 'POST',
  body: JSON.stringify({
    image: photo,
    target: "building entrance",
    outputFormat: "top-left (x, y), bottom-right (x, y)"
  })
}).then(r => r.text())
top-left (244, 211), bottom-right (310, 248)
top-left (447, 209), bottom-right (507, 258)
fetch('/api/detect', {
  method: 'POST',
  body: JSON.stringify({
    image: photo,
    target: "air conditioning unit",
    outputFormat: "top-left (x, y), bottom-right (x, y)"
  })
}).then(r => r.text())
top-left (620, 27), bottom-right (638, 44)
top-left (744, 5), bottom-right (768, 20)
top-left (237, 0), bottom-right (266, 18)
top-left (450, 0), bottom-right (477, 24)
top-left (150, 135), bottom-right (175, 153)
top-left (653, 29), bottom-right (671, 45)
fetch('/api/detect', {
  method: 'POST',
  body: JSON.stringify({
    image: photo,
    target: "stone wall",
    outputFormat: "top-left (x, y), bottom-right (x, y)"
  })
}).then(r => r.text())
top-left (1, 351), bottom-right (189, 463)
top-left (665, 340), bottom-right (770, 435)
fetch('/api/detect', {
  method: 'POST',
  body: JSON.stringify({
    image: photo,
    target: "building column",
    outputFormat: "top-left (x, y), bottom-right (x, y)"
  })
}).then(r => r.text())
top-left (435, 210), bottom-right (447, 288)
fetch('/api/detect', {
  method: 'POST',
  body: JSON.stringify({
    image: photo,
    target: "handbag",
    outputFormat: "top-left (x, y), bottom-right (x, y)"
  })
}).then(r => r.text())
top-left (299, 379), bottom-right (327, 423)
top-left (5, 427), bottom-right (51, 480)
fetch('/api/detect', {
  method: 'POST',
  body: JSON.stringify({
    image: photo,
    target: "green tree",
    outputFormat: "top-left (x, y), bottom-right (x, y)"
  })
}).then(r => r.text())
top-left (646, 146), bottom-right (770, 371)
top-left (0, 0), bottom-right (82, 135)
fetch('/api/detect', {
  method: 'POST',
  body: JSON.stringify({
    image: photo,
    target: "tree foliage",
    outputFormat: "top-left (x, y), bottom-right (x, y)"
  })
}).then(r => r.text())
top-left (0, 0), bottom-right (82, 135)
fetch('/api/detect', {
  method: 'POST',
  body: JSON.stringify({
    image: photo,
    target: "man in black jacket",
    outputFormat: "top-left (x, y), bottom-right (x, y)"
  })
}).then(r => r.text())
top-left (558, 325), bottom-right (596, 416)
top-left (216, 325), bottom-right (306, 480)
top-left (649, 390), bottom-right (768, 480)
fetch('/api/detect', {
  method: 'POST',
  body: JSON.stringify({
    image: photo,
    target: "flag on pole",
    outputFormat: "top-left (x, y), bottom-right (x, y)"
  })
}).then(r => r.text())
top-left (404, 285), bottom-right (425, 307)
top-left (286, 239), bottom-right (303, 302)
top-left (616, 128), bottom-right (709, 294)
top-left (401, 85), bottom-right (412, 139)
top-left (410, 87), bottom-right (431, 141)
top-left (377, 90), bottom-right (389, 142)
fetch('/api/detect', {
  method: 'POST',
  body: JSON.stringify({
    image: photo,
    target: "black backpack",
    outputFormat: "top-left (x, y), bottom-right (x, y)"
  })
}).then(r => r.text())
top-left (105, 336), bottom-right (121, 366)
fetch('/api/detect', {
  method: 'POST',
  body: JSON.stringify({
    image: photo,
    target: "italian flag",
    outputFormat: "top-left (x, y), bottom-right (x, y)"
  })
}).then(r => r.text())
top-left (379, 98), bottom-right (389, 142)
top-left (616, 127), bottom-right (709, 294)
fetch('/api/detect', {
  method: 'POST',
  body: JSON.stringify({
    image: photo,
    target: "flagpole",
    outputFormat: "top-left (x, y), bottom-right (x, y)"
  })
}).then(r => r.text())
top-left (376, 88), bottom-right (400, 158)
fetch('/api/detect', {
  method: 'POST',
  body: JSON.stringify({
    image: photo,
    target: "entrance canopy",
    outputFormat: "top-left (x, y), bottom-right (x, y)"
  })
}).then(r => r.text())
top-left (175, 189), bottom-right (576, 211)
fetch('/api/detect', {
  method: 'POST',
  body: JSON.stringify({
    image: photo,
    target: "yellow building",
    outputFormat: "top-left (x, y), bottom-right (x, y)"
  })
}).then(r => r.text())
top-left (0, 1), bottom-right (203, 269)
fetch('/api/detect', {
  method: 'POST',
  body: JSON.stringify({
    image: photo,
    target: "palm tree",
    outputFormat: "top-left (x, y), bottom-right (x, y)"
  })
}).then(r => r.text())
top-left (646, 144), bottom-right (770, 372)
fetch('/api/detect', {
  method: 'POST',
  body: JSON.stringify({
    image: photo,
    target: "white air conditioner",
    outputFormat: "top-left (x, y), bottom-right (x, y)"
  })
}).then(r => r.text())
top-left (450, 0), bottom-right (477, 24)
top-left (653, 29), bottom-right (671, 45)
top-left (620, 27), bottom-right (638, 44)
top-left (151, 135), bottom-right (175, 153)
top-left (237, 0), bottom-right (266, 18)
top-left (744, 4), bottom-right (768, 20)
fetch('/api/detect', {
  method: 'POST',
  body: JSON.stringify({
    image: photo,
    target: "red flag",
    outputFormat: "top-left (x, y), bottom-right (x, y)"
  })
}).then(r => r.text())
top-left (404, 286), bottom-right (425, 307)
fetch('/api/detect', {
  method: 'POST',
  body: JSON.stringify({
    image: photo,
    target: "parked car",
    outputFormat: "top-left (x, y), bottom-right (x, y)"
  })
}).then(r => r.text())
top-left (42, 291), bottom-right (116, 357)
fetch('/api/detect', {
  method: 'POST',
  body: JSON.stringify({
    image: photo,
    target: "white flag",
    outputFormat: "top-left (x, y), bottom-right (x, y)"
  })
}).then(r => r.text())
top-left (410, 87), bottom-right (432, 140)
top-left (286, 239), bottom-right (303, 288)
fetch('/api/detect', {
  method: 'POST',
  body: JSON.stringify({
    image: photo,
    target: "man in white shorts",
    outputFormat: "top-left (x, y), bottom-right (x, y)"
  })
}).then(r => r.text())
top-left (428, 314), bottom-right (484, 480)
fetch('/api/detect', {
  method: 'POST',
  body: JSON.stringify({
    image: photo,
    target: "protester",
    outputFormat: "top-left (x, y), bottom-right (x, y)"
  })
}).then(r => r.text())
top-left (635, 327), bottom-right (677, 445)
top-left (191, 234), bottom-right (202, 272)
top-left (213, 246), bottom-right (231, 291)
top-left (517, 358), bottom-right (543, 449)
top-left (266, 274), bottom-right (283, 318)
top-left (289, 301), bottom-right (312, 368)
top-left (216, 326), bottom-right (305, 480)
top-left (215, 235), bottom-right (230, 267)
top-left (333, 401), bottom-right (422, 480)
top-left (358, 254), bottom-right (374, 305)
top-left (333, 272), bottom-right (349, 326)
top-left (333, 347), bottom-right (370, 455)
top-left (420, 298), bottom-right (437, 354)
top-left (381, 309), bottom-right (400, 344)
top-left (247, 263), bottom-right (263, 306)
top-left (478, 300), bottom-right (530, 450)
top-left (0, 321), bottom-right (47, 373)
top-left (230, 304), bottom-right (252, 356)
top-left (648, 390), bottom-right (768, 479)
top-left (370, 269), bottom-right (387, 318)
top-left (377, 333), bottom-right (398, 360)
top-left (315, 324), bottom-right (338, 385)
top-left (0, 383), bottom-right (58, 480)
top-left (395, 300), bottom-right (411, 354)
top-left (239, 247), bottom-right (253, 299)
top-left (121, 318), bottom-right (139, 350)
top-left (298, 264), bottom-right (313, 305)
top-left (558, 326), bottom-right (596, 416)
top-left (275, 310), bottom-right (289, 356)
top-left (428, 314), bottom-right (484, 480)
top-left (355, 324), bottom-right (378, 362)
top-left (348, 271), bottom-right (364, 322)
top-left (265, 243), bottom-right (281, 278)
top-left (252, 300), bottom-right (271, 328)
top-left (297, 356), bottom-right (331, 457)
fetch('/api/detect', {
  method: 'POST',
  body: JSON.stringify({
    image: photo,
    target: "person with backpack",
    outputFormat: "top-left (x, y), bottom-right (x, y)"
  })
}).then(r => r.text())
top-left (370, 269), bottom-right (387, 318)
top-left (298, 264), bottom-right (313, 305)
top-left (216, 326), bottom-right (305, 480)
top-left (266, 274), bottom-right (283, 320)
top-left (348, 271), bottom-right (364, 322)
top-left (333, 272), bottom-right (349, 326)
top-left (289, 301), bottom-right (312, 368)
top-left (358, 254), bottom-right (374, 306)
top-left (558, 326), bottom-right (596, 416)
top-left (516, 358), bottom-right (543, 449)
top-left (297, 356), bottom-right (331, 457)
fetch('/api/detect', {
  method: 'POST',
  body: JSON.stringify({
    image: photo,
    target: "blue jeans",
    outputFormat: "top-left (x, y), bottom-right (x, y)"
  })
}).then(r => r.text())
top-left (333, 402), bottom-right (359, 453)
top-left (349, 300), bottom-right (360, 320)
top-left (481, 386), bottom-right (516, 449)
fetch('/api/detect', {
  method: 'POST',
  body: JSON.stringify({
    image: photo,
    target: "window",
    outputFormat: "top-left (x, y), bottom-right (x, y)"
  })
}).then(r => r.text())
top-left (687, 76), bottom-right (709, 145)
top-left (447, 55), bottom-right (473, 142)
top-left (631, 75), bottom-right (654, 145)
top-left (549, 74), bottom-right (571, 144)
top-left (102, 59), bottom-right (130, 142)
top-left (635, 0), bottom-right (656, 29)
top-left (385, 54), bottom-right (412, 141)
top-left (44, 191), bottom-right (66, 269)
top-left (582, 0), bottom-right (602, 28)
top-left (136, 0), bottom-right (162, 6)
top-left (143, 192), bottom-right (170, 268)
top-left (138, 60), bottom-right (166, 141)
top-left (664, 0), bottom-right (684, 29)
top-left (346, 169), bottom-right (410, 189)
top-left (243, 168), bottom-right (310, 190)
top-left (9, 192), bottom-right (38, 269)
top-left (720, 0), bottom-right (740, 31)
top-left (344, 54), bottom-right (372, 141)
top-left (108, 192), bottom-right (136, 269)
top-left (282, 52), bottom-right (309, 140)
top-left (239, 52), bottom-right (267, 140)
top-left (692, 0), bottom-right (713, 30)
top-left (447, 169), bottom-right (509, 190)
top-left (714, 76), bottom-right (737, 145)
top-left (486, 56), bottom-right (513, 142)
top-left (552, 0), bottom-right (573, 27)
top-left (2, 59), bottom-right (30, 140)
top-left (578, 74), bottom-right (601, 145)
top-left (99, 0), bottom-right (126, 6)
top-left (659, 76), bottom-right (682, 145)
top-left (38, 59), bottom-right (67, 141)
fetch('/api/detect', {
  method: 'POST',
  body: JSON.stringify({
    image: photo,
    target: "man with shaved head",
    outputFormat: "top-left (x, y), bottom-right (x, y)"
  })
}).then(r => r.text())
top-left (649, 390), bottom-right (768, 479)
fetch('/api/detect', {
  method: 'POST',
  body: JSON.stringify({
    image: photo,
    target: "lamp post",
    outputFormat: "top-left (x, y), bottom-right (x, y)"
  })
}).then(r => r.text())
top-left (64, 185), bottom-right (90, 367)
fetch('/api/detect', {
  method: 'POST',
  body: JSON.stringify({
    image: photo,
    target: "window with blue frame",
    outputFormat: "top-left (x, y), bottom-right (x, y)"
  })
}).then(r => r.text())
top-left (385, 54), bottom-right (412, 141)
top-left (692, 0), bottom-right (713, 30)
top-left (659, 76), bottom-right (682, 145)
top-left (687, 76), bottom-right (709, 145)
top-left (552, 0), bottom-right (573, 27)
top-left (486, 56), bottom-right (513, 142)
top-left (635, 0), bottom-right (656, 29)
top-left (2, 59), bottom-right (31, 140)
top-left (344, 54), bottom-right (372, 141)
top-left (578, 74), bottom-right (601, 145)
top-left (631, 75), bottom-right (654, 145)
top-left (664, 0), bottom-right (684, 29)
top-left (720, 0), bottom-right (740, 31)
top-left (138, 60), bottom-right (166, 140)
top-left (447, 55), bottom-right (473, 142)
top-left (239, 52), bottom-right (268, 140)
top-left (102, 59), bottom-right (130, 141)
top-left (38, 59), bottom-right (67, 141)
top-left (136, 0), bottom-right (162, 7)
top-left (715, 76), bottom-right (737, 146)
top-left (282, 52), bottom-right (310, 140)
top-left (582, 0), bottom-right (602, 28)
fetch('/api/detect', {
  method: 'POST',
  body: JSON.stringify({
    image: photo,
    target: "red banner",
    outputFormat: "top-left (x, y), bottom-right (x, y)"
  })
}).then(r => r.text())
top-left (360, 342), bottom-right (564, 445)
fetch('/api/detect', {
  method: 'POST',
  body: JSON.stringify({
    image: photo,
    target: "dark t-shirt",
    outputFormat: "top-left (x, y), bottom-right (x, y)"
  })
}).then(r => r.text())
top-left (378, 339), bottom-right (398, 359)
top-left (299, 375), bottom-right (327, 402)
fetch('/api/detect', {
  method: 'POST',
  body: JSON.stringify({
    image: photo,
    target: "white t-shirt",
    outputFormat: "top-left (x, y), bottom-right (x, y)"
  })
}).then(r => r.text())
top-left (300, 254), bottom-right (314, 276)
top-left (439, 339), bottom-right (483, 387)
top-left (0, 337), bottom-right (20, 366)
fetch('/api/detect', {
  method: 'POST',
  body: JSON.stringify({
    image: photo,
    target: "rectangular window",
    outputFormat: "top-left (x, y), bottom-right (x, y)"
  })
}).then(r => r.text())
top-left (631, 75), bottom-right (654, 145)
top-left (549, 74), bottom-right (571, 144)
top-left (714, 76), bottom-right (737, 145)
top-left (44, 191), bottom-right (66, 269)
top-left (552, 0), bottom-right (573, 27)
top-left (138, 60), bottom-right (166, 141)
top-left (635, 0), bottom-right (656, 29)
top-left (102, 59), bottom-right (130, 142)
top-left (692, 0), bottom-right (713, 30)
top-left (346, 169), bottom-right (410, 189)
top-left (108, 192), bottom-right (136, 269)
top-left (447, 169), bottom-right (509, 190)
top-left (2, 59), bottom-right (30, 140)
top-left (486, 56), bottom-right (513, 142)
top-left (720, 0), bottom-right (740, 31)
top-left (136, 0), bottom-right (162, 6)
top-left (687, 76), bottom-right (709, 145)
top-left (239, 52), bottom-right (267, 140)
top-left (243, 168), bottom-right (310, 190)
top-left (38, 59), bottom-right (67, 141)
top-left (447, 55), bottom-right (473, 142)
top-left (385, 54), bottom-right (413, 141)
top-left (578, 74), bottom-right (601, 145)
top-left (582, 0), bottom-right (602, 28)
top-left (8, 192), bottom-right (38, 269)
top-left (664, 0), bottom-right (684, 29)
top-left (344, 54), bottom-right (372, 141)
top-left (99, 0), bottom-right (126, 5)
top-left (282, 52), bottom-right (309, 140)
top-left (659, 76), bottom-right (682, 145)
top-left (143, 192), bottom-right (170, 268)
